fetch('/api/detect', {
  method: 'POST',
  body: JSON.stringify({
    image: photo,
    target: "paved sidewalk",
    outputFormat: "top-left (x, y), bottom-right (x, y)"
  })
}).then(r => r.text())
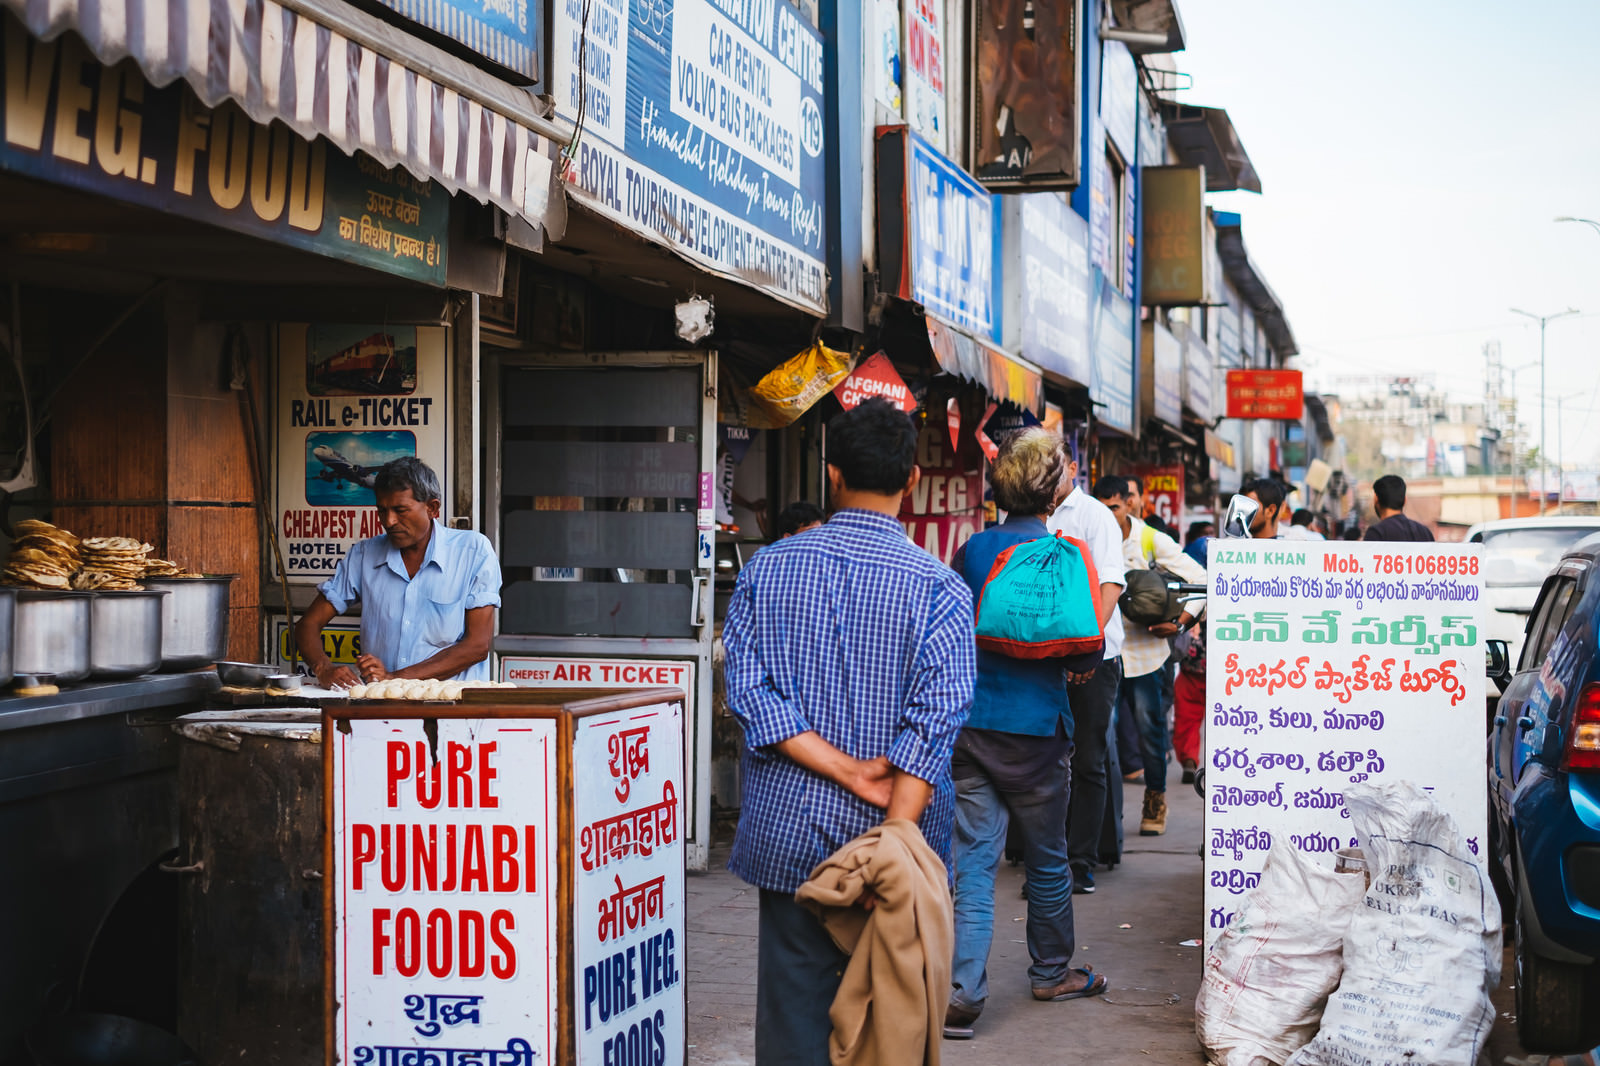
top-left (686, 775), bottom-right (1209, 1063)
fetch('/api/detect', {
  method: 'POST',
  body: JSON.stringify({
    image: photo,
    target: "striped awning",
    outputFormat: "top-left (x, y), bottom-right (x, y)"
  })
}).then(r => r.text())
top-left (926, 316), bottom-right (1044, 415)
top-left (1, 0), bottom-right (567, 228)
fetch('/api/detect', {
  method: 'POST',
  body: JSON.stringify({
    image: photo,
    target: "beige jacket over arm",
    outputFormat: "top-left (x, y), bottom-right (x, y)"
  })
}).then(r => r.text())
top-left (794, 819), bottom-right (953, 1066)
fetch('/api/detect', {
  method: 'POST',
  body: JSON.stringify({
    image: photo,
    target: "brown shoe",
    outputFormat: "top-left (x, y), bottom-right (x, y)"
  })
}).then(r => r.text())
top-left (1140, 789), bottom-right (1167, 836)
top-left (943, 1000), bottom-right (981, 1039)
top-left (1031, 967), bottom-right (1108, 1001)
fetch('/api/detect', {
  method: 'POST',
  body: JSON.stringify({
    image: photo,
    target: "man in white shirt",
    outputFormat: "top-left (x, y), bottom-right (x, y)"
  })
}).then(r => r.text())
top-left (1281, 508), bottom-right (1326, 541)
top-left (1046, 460), bottom-right (1126, 894)
top-left (1094, 478), bottom-right (1207, 836)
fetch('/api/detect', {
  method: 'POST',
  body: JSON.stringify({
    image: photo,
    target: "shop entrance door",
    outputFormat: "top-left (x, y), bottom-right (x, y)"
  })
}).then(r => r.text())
top-left (489, 351), bottom-right (716, 869)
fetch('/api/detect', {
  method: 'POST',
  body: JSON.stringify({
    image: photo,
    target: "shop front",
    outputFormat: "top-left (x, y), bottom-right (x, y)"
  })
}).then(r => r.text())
top-left (0, 0), bottom-right (564, 1049)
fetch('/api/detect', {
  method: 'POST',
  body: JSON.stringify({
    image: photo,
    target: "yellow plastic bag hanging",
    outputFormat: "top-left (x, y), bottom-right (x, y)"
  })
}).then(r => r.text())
top-left (748, 342), bottom-right (853, 427)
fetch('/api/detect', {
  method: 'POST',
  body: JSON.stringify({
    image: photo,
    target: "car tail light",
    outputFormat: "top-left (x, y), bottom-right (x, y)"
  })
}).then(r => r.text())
top-left (1563, 684), bottom-right (1600, 772)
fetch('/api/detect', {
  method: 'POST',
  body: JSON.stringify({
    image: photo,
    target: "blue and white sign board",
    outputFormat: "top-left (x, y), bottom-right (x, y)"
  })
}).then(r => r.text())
top-left (553, 0), bottom-right (828, 315)
top-left (907, 133), bottom-right (996, 338)
top-left (382, 0), bottom-right (540, 80)
top-left (1091, 270), bottom-right (1134, 434)
top-left (1017, 193), bottom-right (1091, 386)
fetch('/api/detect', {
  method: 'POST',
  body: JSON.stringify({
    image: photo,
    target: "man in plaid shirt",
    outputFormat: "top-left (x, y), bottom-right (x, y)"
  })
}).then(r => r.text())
top-left (723, 398), bottom-right (977, 1066)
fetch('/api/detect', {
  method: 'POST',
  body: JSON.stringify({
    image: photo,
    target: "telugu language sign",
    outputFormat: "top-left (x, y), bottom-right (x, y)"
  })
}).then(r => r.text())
top-left (330, 716), bottom-right (559, 1064)
top-left (1203, 542), bottom-right (1486, 947)
top-left (0, 25), bottom-right (448, 284)
top-left (551, 0), bottom-right (828, 314)
top-left (275, 324), bottom-right (449, 583)
top-left (572, 700), bottom-right (686, 1066)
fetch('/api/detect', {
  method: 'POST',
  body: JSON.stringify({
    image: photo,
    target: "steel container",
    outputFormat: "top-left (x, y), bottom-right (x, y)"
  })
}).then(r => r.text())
top-left (0, 586), bottom-right (14, 688)
top-left (13, 591), bottom-right (91, 683)
top-left (144, 575), bottom-right (234, 671)
top-left (88, 589), bottom-right (168, 680)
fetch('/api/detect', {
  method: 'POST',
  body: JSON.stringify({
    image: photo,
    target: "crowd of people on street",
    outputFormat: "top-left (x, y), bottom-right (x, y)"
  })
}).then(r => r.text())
top-left (718, 398), bottom-right (1431, 1064)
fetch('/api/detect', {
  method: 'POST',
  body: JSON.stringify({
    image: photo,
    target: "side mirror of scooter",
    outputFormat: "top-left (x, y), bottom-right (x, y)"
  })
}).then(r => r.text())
top-left (1220, 494), bottom-right (1259, 540)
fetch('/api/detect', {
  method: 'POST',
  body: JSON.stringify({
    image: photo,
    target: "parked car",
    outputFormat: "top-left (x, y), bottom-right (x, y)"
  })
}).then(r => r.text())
top-left (1469, 517), bottom-right (1600, 683)
top-left (1488, 534), bottom-right (1600, 1051)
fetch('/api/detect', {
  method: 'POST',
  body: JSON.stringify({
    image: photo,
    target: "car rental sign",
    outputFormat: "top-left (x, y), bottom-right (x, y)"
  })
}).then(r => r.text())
top-left (550, 0), bottom-right (828, 315)
top-left (1203, 541), bottom-right (1486, 948)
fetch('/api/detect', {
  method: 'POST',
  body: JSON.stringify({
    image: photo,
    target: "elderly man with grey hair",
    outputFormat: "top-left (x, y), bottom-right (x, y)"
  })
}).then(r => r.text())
top-left (295, 457), bottom-right (501, 686)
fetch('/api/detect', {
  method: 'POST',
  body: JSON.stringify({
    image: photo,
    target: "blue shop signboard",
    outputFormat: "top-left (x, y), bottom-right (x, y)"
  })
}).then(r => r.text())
top-left (1018, 193), bottom-right (1091, 385)
top-left (1090, 270), bottom-right (1135, 434)
top-left (381, 0), bottom-right (540, 82)
top-left (552, 0), bottom-right (828, 315)
top-left (877, 126), bottom-right (997, 339)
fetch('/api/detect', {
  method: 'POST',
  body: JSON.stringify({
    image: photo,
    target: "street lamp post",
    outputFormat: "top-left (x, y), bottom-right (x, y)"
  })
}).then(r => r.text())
top-left (1508, 360), bottom-right (1538, 518)
top-left (1556, 216), bottom-right (1600, 238)
top-left (1510, 307), bottom-right (1580, 514)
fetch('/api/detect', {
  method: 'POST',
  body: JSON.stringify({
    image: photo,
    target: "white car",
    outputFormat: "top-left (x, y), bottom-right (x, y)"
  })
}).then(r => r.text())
top-left (1467, 516), bottom-right (1600, 673)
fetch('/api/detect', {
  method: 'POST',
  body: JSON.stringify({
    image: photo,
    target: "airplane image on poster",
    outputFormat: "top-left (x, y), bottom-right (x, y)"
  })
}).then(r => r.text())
top-left (303, 431), bottom-right (416, 506)
top-left (312, 445), bottom-right (380, 491)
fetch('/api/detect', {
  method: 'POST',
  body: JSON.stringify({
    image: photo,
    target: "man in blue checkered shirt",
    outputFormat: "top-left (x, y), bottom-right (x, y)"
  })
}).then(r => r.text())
top-left (723, 398), bottom-right (977, 1066)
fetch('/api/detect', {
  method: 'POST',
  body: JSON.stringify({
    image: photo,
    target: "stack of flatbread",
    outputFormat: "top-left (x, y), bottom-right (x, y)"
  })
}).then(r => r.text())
top-left (141, 557), bottom-right (191, 578)
top-left (75, 536), bottom-right (154, 591)
top-left (2, 520), bottom-right (82, 589)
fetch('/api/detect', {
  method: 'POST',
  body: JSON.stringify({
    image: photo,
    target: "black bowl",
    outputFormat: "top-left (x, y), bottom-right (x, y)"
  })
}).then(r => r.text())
top-left (25, 1014), bottom-right (200, 1066)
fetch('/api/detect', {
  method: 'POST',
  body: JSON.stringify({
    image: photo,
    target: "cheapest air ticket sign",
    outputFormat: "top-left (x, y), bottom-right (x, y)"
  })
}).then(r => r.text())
top-left (1203, 542), bottom-right (1486, 949)
top-left (275, 324), bottom-right (450, 583)
top-left (330, 717), bottom-right (558, 1064)
top-left (550, 0), bottom-right (828, 314)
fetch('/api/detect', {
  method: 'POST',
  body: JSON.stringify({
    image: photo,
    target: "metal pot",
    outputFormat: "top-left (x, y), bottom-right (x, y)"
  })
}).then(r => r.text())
top-left (89, 589), bottom-right (168, 680)
top-left (144, 575), bottom-right (234, 671)
top-left (0, 586), bottom-right (14, 688)
top-left (13, 590), bottom-right (91, 684)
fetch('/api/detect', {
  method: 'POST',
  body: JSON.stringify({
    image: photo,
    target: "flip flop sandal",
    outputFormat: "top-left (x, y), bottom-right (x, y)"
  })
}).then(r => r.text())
top-left (1035, 967), bottom-right (1109, 1002)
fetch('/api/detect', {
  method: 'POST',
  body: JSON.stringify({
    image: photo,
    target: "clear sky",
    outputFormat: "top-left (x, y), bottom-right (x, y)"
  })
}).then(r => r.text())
top-left (1176, 0), bottom-right (1600, 470)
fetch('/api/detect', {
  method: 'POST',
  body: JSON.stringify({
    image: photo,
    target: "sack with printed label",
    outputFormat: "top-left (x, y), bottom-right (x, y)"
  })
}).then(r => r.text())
top-left (1196, 843), bottom-right (1365, 1066)
top-left (1284, 780), bottom-right (1500, 1066)
top-left (748, 342), bottom-right (853, 427)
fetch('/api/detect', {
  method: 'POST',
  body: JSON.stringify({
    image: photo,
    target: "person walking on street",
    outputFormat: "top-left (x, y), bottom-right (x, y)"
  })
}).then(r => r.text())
top-left (944, 430), bottom-right (1109, 1040)
top-left (1362, 475), bottom-right (1434, 542)
top-left (1282, 508), bottom-right (1325, 541)
top-left (1047, 460), bottom-right (1127, 896)
top-left (1105, 486), bottom-right (1206, 836)
top-left (722, 398), bottom-right (977, 1066)
top-left (1240, 477), bottom-right (1288, 540)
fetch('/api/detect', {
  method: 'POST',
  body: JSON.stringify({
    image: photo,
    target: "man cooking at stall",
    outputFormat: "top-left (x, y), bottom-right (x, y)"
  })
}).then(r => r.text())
top-left (294, 457), bottom-right (501, 687)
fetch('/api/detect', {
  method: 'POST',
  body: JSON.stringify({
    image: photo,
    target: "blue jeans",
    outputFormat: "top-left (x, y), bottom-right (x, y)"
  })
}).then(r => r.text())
top-left (950, 760), bottom-right (1075, 1011)
top-left (1121, 669), bottom-right (1170, 793)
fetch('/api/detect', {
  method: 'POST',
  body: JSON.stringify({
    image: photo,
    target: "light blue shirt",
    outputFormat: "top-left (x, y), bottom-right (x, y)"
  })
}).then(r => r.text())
top-left (318, 521), bottom-right (502, 681)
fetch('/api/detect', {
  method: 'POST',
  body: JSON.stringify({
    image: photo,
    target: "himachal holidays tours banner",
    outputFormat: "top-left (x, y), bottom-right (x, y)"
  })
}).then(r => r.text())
top-left (552, 0), bottom-right (829, 314)
top-left (1203, 541), bottom-right (1486, 948)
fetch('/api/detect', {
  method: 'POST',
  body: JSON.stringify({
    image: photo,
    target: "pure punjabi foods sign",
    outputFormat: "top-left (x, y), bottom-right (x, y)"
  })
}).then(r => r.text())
top-left (330, 715), bottom-right (559, 1065)
top-left (551, 0), bottom-right (828, 314)
top-left (0, 23), bottom-right (448, 285)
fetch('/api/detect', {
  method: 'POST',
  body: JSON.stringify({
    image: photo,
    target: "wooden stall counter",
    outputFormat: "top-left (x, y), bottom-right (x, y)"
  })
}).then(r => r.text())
top-left (324, 687), bottom-right (686, 1066)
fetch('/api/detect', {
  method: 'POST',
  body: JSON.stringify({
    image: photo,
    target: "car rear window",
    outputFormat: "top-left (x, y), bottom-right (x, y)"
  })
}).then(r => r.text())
top-left (1482, 526), bottom-right (1600, 587)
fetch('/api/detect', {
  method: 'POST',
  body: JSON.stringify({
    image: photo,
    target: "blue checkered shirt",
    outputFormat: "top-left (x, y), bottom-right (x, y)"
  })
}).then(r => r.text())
top-left (723, 509), bottom-right (976, 893)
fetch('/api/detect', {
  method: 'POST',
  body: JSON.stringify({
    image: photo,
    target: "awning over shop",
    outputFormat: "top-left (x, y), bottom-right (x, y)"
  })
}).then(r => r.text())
top-left (1213, 211), bottom-right (1298, 357)
top-left (1157, 102), bottom-right (1260, 193)
top-left (926, 316), bottom-right (1044, 414)
top-left (2, 0), bottom-right (566, 229)
top-left (1107, 0), bottom-right (1186, 55)
top-left (1204, 427), bottom-right (1236, 467)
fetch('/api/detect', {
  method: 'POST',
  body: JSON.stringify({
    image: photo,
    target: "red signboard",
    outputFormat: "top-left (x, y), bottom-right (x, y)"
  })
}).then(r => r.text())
top-left (834, 351), bottom-right (916, 413)
top-left (1135, 464), bottom-right (1184, 532)
top-left (899, 423), bottom-right (983, 565)
top-left (1225, 369), bottom-right (1304, 420)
